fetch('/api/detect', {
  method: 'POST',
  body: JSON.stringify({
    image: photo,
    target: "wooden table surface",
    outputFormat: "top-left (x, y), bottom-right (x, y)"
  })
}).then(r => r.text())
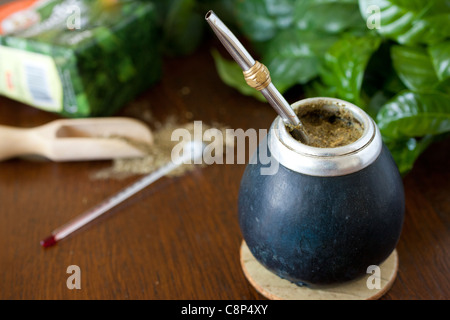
top-left (0, 42), bottom-right (448, 300)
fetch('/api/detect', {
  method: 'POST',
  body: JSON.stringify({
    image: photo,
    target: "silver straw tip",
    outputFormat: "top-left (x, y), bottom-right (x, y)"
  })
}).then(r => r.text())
top-left (205, 10), bottom-right (214, 20)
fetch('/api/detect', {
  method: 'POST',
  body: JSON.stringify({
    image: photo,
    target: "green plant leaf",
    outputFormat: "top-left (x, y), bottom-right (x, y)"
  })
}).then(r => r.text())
top-left (435, 78), bottom-right (450, 94)
top-left (163, 0), bottom-right (204, 56)
top-left (359, 0), bottom-right (450, 45)
top-left (428, 41), bottom-right (450, 81)
top-left (391, 45), bottom-right (440, 92)
top-left (365, 90), bottom-right (391, 118)
top-left (293, 0), bottom-right (365, 34)
top-left (385, 135), bottom-right (436, 176)
top-left (319, 34), bottom-right (381, 106)
top-left (261, 29), bottom-right (338, 92)
top-left (211, 49), bottom-right (265, 102)
top-left (235, 0), bottom-right (295, 42)
top-left (377, 90), bottom-right (450, 138)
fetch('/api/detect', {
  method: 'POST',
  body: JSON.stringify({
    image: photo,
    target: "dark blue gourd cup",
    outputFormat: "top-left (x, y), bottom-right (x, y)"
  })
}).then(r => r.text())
top-left (238, 97), bottom-right (405, 286)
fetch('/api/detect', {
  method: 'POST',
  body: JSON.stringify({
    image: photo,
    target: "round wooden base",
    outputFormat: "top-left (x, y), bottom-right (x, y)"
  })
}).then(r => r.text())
top-left (240, 241), bottom-right (398, 300)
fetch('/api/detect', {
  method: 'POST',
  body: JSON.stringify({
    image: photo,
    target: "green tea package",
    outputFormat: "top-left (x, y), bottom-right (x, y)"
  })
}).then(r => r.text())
top-left (0, 0), bottom-right (161, 117)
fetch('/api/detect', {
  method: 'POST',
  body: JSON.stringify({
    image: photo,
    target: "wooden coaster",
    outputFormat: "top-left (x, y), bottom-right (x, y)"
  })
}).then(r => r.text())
top-left (240, 241), bottom-right (398, 300)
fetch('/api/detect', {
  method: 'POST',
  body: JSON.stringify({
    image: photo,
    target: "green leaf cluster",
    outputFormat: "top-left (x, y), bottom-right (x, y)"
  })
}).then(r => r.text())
top-left (151, 0), bottom-right (236, 56)
top-left (212, 0), bottom-right (450, 175)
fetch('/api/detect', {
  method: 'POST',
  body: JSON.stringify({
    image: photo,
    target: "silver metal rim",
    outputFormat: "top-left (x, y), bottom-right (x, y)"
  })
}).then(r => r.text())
top-left (268, 97), bottom-right (383, 177)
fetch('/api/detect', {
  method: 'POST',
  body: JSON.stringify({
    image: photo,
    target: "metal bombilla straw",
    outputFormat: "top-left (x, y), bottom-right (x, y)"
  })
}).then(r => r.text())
top-left (205, 10), bottom-right (309, 143)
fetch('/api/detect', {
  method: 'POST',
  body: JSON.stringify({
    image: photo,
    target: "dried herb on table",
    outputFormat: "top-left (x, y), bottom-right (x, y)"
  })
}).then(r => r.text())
top-left (93, 116), bottom-right (233, 180)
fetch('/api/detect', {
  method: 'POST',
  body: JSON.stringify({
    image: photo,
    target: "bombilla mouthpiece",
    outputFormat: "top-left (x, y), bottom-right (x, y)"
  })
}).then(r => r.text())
top-left (205, 10), bottom-right (309, 144)
top-left (205, 10), bottom-right (255, 71)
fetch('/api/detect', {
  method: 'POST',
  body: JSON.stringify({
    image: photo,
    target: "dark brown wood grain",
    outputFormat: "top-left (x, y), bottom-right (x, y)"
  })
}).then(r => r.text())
top-left (0, 42), bottom-right (448, 300)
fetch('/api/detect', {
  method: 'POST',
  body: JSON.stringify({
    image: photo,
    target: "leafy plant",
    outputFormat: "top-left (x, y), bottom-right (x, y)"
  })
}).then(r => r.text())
top-left (152, 0), bottom-right (237, 56)
top-left (212, 0), bottom-right (450, 175)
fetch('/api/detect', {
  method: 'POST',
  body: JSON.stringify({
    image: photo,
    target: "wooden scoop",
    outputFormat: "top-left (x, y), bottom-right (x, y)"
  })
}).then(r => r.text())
top-left (0, 117), bottom-right (153, 161)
